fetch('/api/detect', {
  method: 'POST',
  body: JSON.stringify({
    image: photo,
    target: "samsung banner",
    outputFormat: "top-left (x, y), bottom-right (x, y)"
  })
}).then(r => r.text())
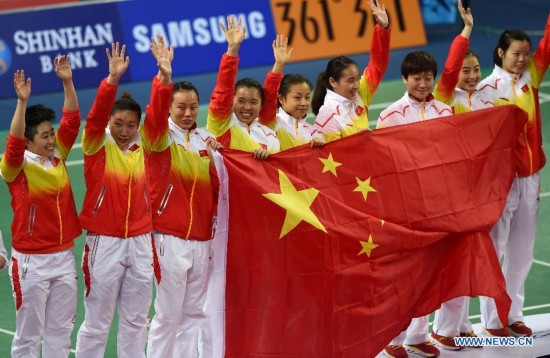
top-left (0, 0), bottom-right (276, 97)
top-left (0, 0), bottom-right (426, 98)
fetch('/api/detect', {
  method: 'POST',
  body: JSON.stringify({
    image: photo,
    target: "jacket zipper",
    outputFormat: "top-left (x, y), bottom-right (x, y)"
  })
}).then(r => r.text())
top-left (93, 184), bottom-right (107, 216)
top-left (28, 203), bottom-right (36, 235)
top-left (157, 184), bottom-right (173, 216)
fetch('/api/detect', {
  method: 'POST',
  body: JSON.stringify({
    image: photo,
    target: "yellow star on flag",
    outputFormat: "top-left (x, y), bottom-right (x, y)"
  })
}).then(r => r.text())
top-left (263, 169), bottom-right (327, 239)
top-left (319, 153), bottom-right (342, 176)
top-left (358, 235), bottom-right (379, 257)
top-left (354, 177), bottom-right (376, 200)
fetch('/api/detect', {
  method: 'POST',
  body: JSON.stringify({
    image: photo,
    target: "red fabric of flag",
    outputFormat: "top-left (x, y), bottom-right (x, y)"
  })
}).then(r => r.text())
top-left (222, 105), bottom-right (526, 357)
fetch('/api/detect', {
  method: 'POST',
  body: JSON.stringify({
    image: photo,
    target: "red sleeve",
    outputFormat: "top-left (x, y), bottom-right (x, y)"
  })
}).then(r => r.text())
top-left (208, 54), bottom-right (239, 122)
top-left (259, 70), bottom-right (284, 129)
top-left (142, 76), bottom-right (174, 151)
top-left (0, 134), bottom-right (26, 182)
top-left (531, 14), bottom-right (550, 87)
top-left (82, 78), bottom-right (117, 154)
top-left (365, 24), bottom-right (391, 93)
top-left (434, 35), bottom-right (469, 103)
top-left (55, 108), bottom-right (81, 160)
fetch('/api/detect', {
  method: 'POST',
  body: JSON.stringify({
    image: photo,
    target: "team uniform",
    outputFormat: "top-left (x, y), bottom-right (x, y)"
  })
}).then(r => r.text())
top-left (261, 107), bottom-right (321, 150)
top-left (314, 24), bottom-right (391, 142)
top-left (145, 115), bottom-right (219, 357)
top-left (377, 93), bottom-right (453, 353)
top-left (433, 34), bottom-right (495, 114)
top-left (432, 34), bottom-right (495, 340)
top-left (206, 53), bottom-right (280, 153)
top-left (477, 16), bottom-right (550, 332)
top-left (75, 77), bottom-right (172, 358)
top-left (0, 108), bottom-right (81, 358)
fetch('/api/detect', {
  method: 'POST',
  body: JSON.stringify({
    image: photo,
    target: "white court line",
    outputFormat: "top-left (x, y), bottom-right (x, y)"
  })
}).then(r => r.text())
top-left (534, 259), bottom-right (550, 268)
top-left (65, 159), bottom-right (84, 167)
top-left (467, 303), bottom-right (550, 320)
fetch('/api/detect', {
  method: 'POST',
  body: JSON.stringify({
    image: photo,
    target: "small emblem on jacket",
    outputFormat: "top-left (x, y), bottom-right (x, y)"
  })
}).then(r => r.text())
top-left (128, 144), bottom-right (140, 152)
top-left (199, 149), bottom-right (208, 157)
top-left (355, 106), bottom-right (365, 116)
top-left (521, 84), bottom-right (529, 93)
top-left (51, 157), bottom-right (60, 167)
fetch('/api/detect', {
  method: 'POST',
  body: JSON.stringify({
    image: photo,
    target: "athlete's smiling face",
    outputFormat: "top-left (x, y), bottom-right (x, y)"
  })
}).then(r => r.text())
top-left (233, 86), bottom-right (262, 125)
top-left (26, 121), bottom-right (55, 158)
top-left (330, 64), bottom-right (360, 101)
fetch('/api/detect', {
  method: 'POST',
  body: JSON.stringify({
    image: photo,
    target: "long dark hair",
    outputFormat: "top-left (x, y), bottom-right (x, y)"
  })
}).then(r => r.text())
top-left (493, 29), bottom-right (531, 67)
top-left (311, 56), bottom-right (357, 115)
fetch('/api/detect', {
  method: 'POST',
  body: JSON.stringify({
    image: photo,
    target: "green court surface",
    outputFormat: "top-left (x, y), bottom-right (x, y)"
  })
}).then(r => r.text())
top-left (0, 79), bottom-right (549, 356)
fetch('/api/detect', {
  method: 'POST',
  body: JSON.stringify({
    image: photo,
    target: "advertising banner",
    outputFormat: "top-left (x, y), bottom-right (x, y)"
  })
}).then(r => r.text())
top-left (0, 0), bottom-right (426, 98)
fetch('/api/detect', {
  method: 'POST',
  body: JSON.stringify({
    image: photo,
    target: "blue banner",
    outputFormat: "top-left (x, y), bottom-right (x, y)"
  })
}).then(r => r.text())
top-left (0, 0), bottom-right (277, 98)
top-left (0, 2), bottom-right (123, 98)
top-left (118, 0), bottom-right (276, 81)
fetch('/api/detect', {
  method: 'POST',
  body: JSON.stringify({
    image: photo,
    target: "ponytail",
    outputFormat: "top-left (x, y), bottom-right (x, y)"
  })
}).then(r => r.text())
top-left (311, 71), bottom-right (328, 115)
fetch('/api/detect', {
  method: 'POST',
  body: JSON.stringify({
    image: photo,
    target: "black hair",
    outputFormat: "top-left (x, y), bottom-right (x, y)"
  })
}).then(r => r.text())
top-left (235, 77), bottom-right (264, 104)
top-left (278, 73), bottom-right (311, 106)
top-left (401, 51), bottom-right (438, 79)
top-left (311, 55), bottom-right (357, 115)
top-left (110, 92), bottom-right (142, 121)
top-left (173, 81), bottom-right (200, 102)
top-left (24, 104), bottom-right (55, 141)
top-left (465, 49), bottom-right (480, 64)
top-left (493, 29), bottom-right (531, 67)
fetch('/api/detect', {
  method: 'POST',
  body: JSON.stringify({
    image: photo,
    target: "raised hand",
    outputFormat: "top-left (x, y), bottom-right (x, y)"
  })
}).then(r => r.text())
top-left (54, 55), bottom-right (73, 82)
top-left (220, 16), bottom-right (246, 56)
top-left (106, 42), bottom-right (130, 84)
top-left (14, 70), bottom-right (31, 102)
top-left (151, 35), bottom-right (174, 81)
top-left (458, 0), bottom-right (473, 29)
top-left (273, 34), bottom-right (293, 66)
top-left (368, 0), bottom-right (389, 29)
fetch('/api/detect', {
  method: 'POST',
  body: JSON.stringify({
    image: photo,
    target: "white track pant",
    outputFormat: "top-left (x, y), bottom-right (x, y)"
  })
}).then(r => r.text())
top-left (9, 248), bottom-right (77, 358)
top-left (76, 233), bottom-right (153, 358)
top-left (390, 315), bottom-right (430, 345)
top-left (480, 174), bottom-right (540, 328)
top-left (433, 297), bottom-right (471, 336)
top-left (147, 234), bottom-right (212, 358)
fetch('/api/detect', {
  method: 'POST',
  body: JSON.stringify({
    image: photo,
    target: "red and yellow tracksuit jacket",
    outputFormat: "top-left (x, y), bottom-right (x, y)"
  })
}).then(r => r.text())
top-left (79, 77), bottom-right (172, 238)
top-left (477, 16), bottom-right (550, 177)
top-left (143, 113), bottom-right (219, 241)
top-left (433, 34), bottom-right (495, 113)
top-left (0, 109), bottom-right (82, 254)
top-left (314, 24), bottom-right (391, 142)
top-left (206, 53), bottom-right (281, 153)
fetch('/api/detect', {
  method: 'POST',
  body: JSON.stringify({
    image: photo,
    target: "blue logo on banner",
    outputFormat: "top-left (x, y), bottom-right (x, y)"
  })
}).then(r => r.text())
top-left (0, 39), bottom-right (12, 76)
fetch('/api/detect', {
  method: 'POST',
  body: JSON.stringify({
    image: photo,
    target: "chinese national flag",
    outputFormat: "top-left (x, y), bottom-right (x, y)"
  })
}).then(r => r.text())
top-left (219, 105), bottom-right (526, 357)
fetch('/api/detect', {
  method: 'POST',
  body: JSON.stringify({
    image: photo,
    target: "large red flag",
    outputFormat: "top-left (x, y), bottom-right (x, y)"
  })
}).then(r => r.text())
top-left (220, 105), bottom-right (526, 357)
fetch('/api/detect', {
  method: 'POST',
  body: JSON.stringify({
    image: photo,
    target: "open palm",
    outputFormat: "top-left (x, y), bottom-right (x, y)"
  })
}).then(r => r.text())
top-left (14, 70), bottom-right (31, 101)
